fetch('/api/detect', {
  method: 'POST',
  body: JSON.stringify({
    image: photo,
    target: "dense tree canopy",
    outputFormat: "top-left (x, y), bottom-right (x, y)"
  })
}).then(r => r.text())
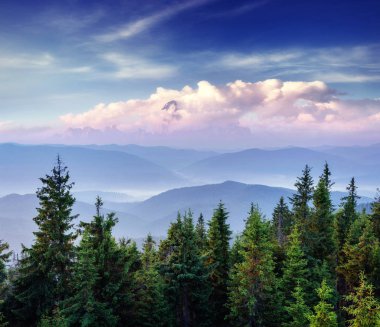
top-left (0, 159), bottom-right (379, 326)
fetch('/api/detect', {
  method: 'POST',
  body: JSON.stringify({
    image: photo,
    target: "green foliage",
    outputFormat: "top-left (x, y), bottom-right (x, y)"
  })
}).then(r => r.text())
top-left (0, 241), bottom-right (11, 327)
top-left (227, 205), bottom-right (279, 326)
top-left (337, 213), bottom-right (380, 295)
top-left (160, 212), bottom-right (212, 327)
top-left (38, 308), bottom-right (68, 327)
top-left (284, 284), bottom-right (311, 327)
top-left (308, 173), bottom-right (336, 265)
top-left (11, 157), bottom-right (77, 325)
top-left (371, 189), bottom-right (380, 240)
top-left (131, 235), bottom-right (169, 327)
top-left (272, 196), bottom-right (292, 247)
top-left (195, 213), bottom-right (207, 252)
top-left (290, 165), bottom-right (314, 225)
top-left (1, 158), bottom-right (380, 327)
top-left (336, 177), bottom-right (360, 248)
top-left (206, 202), bottom-right (232, 326)
top-left (308, 280), bottom-right (338, 327)
top-left (281, 224), bottom-right (310, 313)
top-left (344, 273), bottom-right (380, 327)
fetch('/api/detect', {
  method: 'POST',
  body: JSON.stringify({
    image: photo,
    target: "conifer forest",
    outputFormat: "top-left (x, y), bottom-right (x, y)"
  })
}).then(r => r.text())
top-left (0, 158), bottom-right (379, 327)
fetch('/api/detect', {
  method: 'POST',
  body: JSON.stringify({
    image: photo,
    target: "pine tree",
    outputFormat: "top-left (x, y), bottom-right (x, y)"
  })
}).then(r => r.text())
top-left (337, 213), bottom-right (380, 295)
top-left (227, 205), bottom-right (279, 326)
top-left (131, 235), bottom-right (169, 327)
top-left (229, 235), bottom-right (244, 268)
top-left (371, 189), bottom-right (380, 240)
top-left (206, 202), bottom-right (231, 326)
top-left (272, 197), bottom-right (292, 247)
top-left (344, 273), bottom-right (380, 327)
top-left (195, 213), bottom-right (207, 252)
top-left (284, 284), bottom-right (311, 327)
top-left (160, 212), bottom-right (211, 327)
top-left (308, 172), bottom-right (336, 264)
top-left (0, 240), bottom-right (11, 327)
top-left (335, 177), bottom-right (360, 248)
top-left (12, 157), bottom-right (77, 325)
top-left (304, 168), bottom-right (337, 300)
top-left (281, 224), bottom-right (311, 316)
top-left (321, 161), bottom-right (334, 191)
top-left (62, 198), bottom-right (119, 326)
top-left (63, 197), bottom-right (140, 326)
top-left (290, 165), bottom-right (314, 226)
top-left (62, 228), bottom-right (116, 326)
top-left (308, 280), bottom-right (338, 327)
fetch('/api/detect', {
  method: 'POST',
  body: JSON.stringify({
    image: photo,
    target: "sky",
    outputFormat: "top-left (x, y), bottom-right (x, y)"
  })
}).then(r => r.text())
top-left (0, 0), bottom-right (380, 148)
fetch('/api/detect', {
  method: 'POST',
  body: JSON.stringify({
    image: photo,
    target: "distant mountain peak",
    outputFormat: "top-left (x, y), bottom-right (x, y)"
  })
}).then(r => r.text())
top-left (161, 100), bottom-right (179, 112)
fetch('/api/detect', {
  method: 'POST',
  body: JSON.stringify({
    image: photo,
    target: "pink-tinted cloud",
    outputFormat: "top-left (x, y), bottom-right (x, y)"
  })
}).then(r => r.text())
top-left (2, 79), bottom-right (379, 148)
top-left (60, 79), bottom-right (380, 147)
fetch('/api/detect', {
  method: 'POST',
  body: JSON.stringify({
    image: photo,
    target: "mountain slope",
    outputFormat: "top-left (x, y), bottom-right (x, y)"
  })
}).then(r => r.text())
top-left (0, 194), bottom-right (146, 253)
top-left (82, 144), bottom-right (217, 170)
top-left (0, 143), bottom-right (184, 194)
top-left (180, 147), bottom-right (376, 189)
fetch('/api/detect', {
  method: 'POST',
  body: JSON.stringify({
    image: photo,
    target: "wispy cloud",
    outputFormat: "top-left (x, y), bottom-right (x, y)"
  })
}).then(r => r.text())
top-left (0, 53), bottom-right (54, 69)
top-left (0, 51), bottom-right (93, 76)
top-left (101, 52), bottom-right (176, 79)
top-left (208, 0), bottom-right (271, 18)
top-left (96, 0), bottom-right (212, 42)
top-left (216, 45), bottom-right (380, 83)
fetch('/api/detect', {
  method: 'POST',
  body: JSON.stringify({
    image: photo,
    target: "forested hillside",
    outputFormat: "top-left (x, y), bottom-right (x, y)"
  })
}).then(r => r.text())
top-left (0, 158), bottom-right (379, 326)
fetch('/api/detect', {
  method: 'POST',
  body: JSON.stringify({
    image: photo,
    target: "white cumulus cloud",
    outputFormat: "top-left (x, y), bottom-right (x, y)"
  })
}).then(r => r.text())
top-left (60, 79), bottom-right (380, 147)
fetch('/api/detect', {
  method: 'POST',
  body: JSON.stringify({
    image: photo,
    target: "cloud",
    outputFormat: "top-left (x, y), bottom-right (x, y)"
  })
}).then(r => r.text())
top-left (95, 0), bottom-right (212, 42)
top-left (0, 52), bottom-right (93, 76)
top-left (0, 53), bottom-right (54, 69)
top-left (208, 0), bottom-right (271, 18)
top-left (216, 45), bottom-right (380, 83)
top-left (59, 79), bottom-right (380, 147)
top-left (101, 52), bottom-right (176, 79)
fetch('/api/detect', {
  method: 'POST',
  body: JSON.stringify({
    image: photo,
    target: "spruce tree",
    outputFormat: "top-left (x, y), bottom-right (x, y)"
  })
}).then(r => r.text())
top-left (0, 240), bottom-right (11, 327)
top-left (206, 202), bottom-right (231, 326)
top-left (62, 228), bottom-right (116, 326)
top-left (335, 177), bottom-right (360, 248)
top-left (160, 212), bottom-right (211, 327)
top-left (284, 284), bottom-right (311, 327)
top-left (290, 165), bottom-right (314, 226)
top-left (131, 235), bottom-right (169, 327)
top-left (272, 196), bottom-right (292, 247)
top-left (227, 205), bottom-right (279, 326)
top-left (337, 213), bottom-right (380, 295)
top-left (371, 189), bottom-right (380, 240)
top-left (321, 161), bottom-right (334, 190)
top-left (309, 173), bottom-right (336, 264)
top-left (63, 197), bottom-right (140, 326)
top-left (344, 273), bottom-right (380, 327)
top-left (308, 280), bottom-right (338, 327)
top-left (12, 157), bottom-right (77, 325)
top-left (281, 224), bottom-right (310, 315)
top-left (195, 213), bottom-right (207, 252)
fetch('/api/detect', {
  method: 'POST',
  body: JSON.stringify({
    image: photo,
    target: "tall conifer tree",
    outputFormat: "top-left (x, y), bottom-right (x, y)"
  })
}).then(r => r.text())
top-left (227, 205), bottom-right (279, 326)
top-left (308, 280), bottom-right (338, 327)
top-left (12, 157), bottom-right (77, 325)
top-left (160, 212), bottom-right (211, 327)
top-left (272, 197), bottom-right (292, 247)
top-left (206, 202), bottom-right (231, 326)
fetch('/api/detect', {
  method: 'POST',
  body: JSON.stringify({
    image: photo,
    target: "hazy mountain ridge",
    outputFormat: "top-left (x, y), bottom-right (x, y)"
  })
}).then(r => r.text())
top-left (0, 181), bottom-right (373, 253)
top-left (0, 143), bottom-right (185, 195)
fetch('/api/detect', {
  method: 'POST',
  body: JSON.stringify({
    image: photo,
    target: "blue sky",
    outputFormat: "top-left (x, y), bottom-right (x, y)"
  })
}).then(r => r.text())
top-left (0, 0), bottom-right (380, 147)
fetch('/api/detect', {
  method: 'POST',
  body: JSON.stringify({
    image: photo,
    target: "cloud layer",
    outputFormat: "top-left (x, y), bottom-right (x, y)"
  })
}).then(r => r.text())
top-left (59, 79), bottom-right (380, 147)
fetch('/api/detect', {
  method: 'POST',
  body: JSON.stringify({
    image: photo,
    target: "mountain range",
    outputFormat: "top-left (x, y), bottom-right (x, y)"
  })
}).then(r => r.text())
top-left (0, 181), bottom-right (373, 253)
